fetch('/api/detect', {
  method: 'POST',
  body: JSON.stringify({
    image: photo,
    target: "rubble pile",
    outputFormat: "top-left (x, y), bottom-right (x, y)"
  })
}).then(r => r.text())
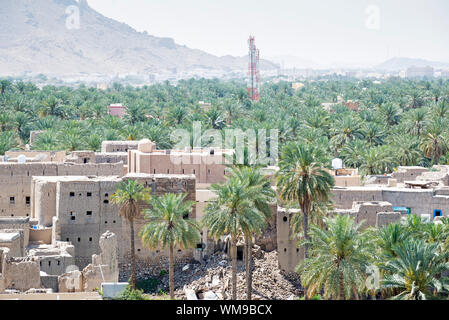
top-left (119, 245), bottom-right (303, 300)
top-left (176, 247), bottom-right (302, 300)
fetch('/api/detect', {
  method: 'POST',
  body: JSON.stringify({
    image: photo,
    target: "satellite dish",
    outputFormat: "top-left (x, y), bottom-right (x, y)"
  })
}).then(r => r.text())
top-left (332, 158), bottom-right (343, 170)
top-left (17, 154), bottom-right (26, 163)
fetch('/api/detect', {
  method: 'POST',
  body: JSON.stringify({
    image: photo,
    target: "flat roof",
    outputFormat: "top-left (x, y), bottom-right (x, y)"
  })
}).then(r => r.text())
top-left (332, 186), bottom-right (434, 193)
top-left (0, 232), bottom-right (20, 243)
top-left (0, 217), bottom-right (29, 224)
top-left (125, 173), bottom-right (196, 179)
top-left (32, 176), bottom-right (121, 183)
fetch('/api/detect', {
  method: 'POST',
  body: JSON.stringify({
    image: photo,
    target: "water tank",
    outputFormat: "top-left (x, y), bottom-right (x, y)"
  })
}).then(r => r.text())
top-left (332, 158), bottom-right (343, 170)
top-left (17, 154), bottom-right (26, 163)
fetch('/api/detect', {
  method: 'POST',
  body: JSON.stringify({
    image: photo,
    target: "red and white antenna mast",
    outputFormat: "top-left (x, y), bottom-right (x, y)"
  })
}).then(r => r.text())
top-left (247, 36), bottom-right (261, 101)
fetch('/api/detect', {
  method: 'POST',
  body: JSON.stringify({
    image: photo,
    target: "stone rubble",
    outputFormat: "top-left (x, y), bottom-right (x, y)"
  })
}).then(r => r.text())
top-left (119, 245), bottom-right (303, 300)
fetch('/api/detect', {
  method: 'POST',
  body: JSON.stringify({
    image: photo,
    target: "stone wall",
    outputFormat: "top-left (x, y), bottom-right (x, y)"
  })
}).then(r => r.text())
top-left (0, 217), bottom-right (29, 248)
top-left (276, 208), bottom-right (304, 273)
top-left (94, 152), bottom-right (128, 165)
top-left (2, 256), bottom-right (41, 292)
top-left (376, 212), bottom-right (403, 228)
top-left (101, 141), bottom-right (139, 153)
top-left (391, 166), bottom-right (429, 183)
top-left (128, 143), bottom-right (232, 185)
top-left (28, 242), bottom-right (75, 276)
top-left (82, 231), bottom-right (119, 292)
top-left (334, 201), bottom-right (394, 229)
top-left (0, 232), bottom-right (22, 257)
top-left (0, 162), bottom-right (123, 218)
top-left (332, 187), bottom-right (449, 219)
top-left (33, 174), bottom-right (197, 269)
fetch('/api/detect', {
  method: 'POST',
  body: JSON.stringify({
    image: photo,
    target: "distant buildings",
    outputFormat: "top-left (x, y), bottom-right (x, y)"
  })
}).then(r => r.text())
top-left (291, 82), bottom-right (305, 91)
top-left (108, 104), bottom-right (127, 118)
top-left (406, 66), bottom-right (434, 79)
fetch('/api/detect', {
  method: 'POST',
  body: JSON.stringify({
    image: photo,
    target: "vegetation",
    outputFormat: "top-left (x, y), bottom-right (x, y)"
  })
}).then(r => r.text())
top-left (0, 77), bottom-right (447, 177)
top-left (110, 180), bottom-right (151, 290)
top-left (225, 166), bottom-right (276, 300)
top-left (297, 215), bottom-right (373, 300)
top-left (201, 162), bottom-right (278, 300)
top-left (139, 193), bottom-right (201, 299)
top-left (297, 213), bottom-right (449, 300)
top-left (276, 142), bottom-right (335, 298)
top-left (115, 285), bottom-right (149, 300)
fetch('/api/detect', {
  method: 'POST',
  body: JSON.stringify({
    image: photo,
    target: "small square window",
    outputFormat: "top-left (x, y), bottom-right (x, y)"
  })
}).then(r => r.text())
top-left (86, 211), bottom-right (92, 216)
top-left (71, 216), bottom-right (75, 221)
top-left (87, 192), bottom-right (92, 197)
top-left (9, 197), bottom-right (14, 204)
top-left (70, 192), bottom-right (75, 197)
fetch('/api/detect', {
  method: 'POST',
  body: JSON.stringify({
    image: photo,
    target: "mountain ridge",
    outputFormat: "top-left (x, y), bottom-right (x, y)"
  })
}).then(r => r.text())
top-left (376, 57), bottom-right (449, 71)
top-left (0, 0), bottom-right (278, 77)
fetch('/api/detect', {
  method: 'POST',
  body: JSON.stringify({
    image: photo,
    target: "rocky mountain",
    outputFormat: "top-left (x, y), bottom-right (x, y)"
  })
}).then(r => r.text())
top-left (376, 57), bottom-right (449, 71)
top-left (0, 0), bottom-right (278, 78)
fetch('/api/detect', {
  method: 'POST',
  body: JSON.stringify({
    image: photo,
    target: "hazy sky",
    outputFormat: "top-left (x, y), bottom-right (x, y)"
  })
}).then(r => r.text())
top-left (87, 0), bottom-right (449, 68)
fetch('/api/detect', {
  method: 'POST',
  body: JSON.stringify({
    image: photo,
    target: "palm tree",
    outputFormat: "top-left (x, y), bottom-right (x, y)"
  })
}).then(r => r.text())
top-left (388, 134), bottom-right (423, 166)
top-left (276, 142), bottom-right (335, 296)
top-left (362, 122), bottom-right (385, 146)
top-left (381, 239), bottom-right (449, 300)
top-left (297, 215), bottom-right (373, 300)
top-left (377, 223), bottom-right (411, 259)
top-left (377, 104), bottom-right (401, 126)
top-left (330, 116), bottom-right (364, 157)
top-left (0, 80), bottom-right (11, 96)
top-left (139, 193), bottom-right (200, 299)
top-left (0, 131), bottom-right (18, 155)
top-left (228, 166), bottom-right (276, 300)
top-left (405, 108), bottom-right (427, 136)
top-left (409, 91), bottom-right (424, 109)
top-left (358, 146), bottom-right (397, 176)
top-left (111, 180), bottom-right (150, 289)
top-left (420, 118), bottom-right (448, 165)
top-left (202, 175), bottom-right (268, 300)
top-left (125, 104), bottom-right (147, 125)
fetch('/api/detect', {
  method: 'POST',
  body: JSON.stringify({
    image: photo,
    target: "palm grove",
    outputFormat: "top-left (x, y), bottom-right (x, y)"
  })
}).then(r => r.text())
top-left (2, 77), bottom-right (449, 299)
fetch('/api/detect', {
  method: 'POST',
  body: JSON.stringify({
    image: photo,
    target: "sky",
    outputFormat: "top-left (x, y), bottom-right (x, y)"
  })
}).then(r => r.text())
top-left (87, 0), bottom-right (449, 68)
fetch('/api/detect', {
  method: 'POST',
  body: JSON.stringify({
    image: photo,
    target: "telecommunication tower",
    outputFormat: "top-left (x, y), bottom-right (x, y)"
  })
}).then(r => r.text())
top-left (247, 36), bottom-right (261, 101)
